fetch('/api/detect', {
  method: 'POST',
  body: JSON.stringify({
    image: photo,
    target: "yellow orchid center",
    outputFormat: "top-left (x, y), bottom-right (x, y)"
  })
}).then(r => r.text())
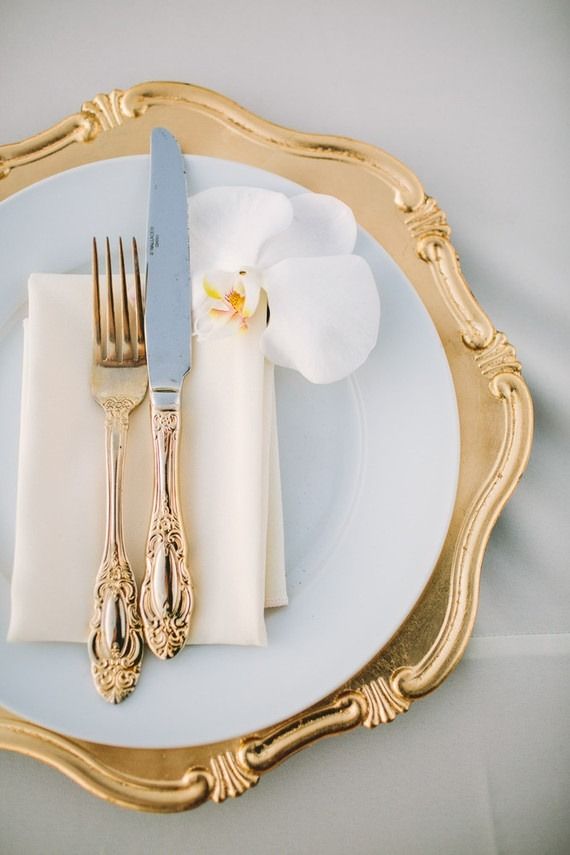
top-left (225, 287), bottom-right (247, 316)
top-left (201, 271), bottom-right (255, 332)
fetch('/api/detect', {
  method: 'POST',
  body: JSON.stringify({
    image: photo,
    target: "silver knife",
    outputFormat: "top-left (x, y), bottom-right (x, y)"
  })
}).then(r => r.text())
top-left (139, 127), bottom-right (193, 659)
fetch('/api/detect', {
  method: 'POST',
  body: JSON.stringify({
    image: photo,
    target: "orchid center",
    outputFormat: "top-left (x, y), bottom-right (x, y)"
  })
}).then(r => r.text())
top-left (196, 268), bottom-right (262, 338)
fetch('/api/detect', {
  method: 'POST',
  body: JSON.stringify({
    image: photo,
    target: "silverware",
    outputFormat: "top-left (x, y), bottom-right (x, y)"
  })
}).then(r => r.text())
top-left (139, 128), bottom-right (193, 659)
top-left (88, 237), bottom-right (147, 703)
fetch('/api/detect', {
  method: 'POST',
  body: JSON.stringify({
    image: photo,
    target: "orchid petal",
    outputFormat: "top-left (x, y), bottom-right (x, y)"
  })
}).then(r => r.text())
top-left (258, 193), bottom-right (357, 267)
top-left (189, 187), bottom-right (292, 275)
top-left (241, 272), bottom-right (262, 318)
top-left (261, 256), bottom-right (380, 383)
top-left (203, 276), bottom-right (222, 300)
top-left (195, 306), bottom-right (239, 341)
top-left (196, 269), bottom-right (235, 303)
top-left (192, 270), bottom-right (233, 333)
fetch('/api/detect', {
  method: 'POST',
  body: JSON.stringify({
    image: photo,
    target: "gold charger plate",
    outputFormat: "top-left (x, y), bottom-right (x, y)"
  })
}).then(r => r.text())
top-left (0, 81), bottom-right (532, 812)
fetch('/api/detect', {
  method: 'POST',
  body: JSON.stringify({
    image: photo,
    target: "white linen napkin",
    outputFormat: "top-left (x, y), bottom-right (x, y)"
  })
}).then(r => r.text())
top-left (8, 273), bottom-right (287, 646)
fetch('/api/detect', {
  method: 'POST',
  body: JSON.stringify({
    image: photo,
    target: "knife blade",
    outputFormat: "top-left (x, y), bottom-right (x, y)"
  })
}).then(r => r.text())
top-left (140, 127), bottom-right (193, 659)
top-left (145, 128), bottom-right (192, 400)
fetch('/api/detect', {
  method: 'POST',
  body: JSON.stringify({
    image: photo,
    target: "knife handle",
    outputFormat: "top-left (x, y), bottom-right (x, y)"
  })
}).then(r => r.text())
top-left (140, 403), bottom-right (193, 659)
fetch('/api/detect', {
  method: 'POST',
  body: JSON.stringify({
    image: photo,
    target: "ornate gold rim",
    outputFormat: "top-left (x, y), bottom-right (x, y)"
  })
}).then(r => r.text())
top-left (0, 82), bottom-right (533, 812)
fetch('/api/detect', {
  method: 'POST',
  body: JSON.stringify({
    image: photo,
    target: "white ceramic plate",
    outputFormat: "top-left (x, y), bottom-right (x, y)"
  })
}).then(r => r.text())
top-left (0, 156), bottom-right (459, 748)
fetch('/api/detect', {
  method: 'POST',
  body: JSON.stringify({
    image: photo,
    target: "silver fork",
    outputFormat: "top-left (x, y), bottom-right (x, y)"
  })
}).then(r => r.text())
top-left (88, 237), bottom-right (147, 704)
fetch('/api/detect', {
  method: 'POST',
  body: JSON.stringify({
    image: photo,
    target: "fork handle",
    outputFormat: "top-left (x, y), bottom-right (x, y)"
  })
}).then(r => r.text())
top-left (89, 402), bottom-right (144, 703)
top-left (140, 402), bottom-right (193, 659)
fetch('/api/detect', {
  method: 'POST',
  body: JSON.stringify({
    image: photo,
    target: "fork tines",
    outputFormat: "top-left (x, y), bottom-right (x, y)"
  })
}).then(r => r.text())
top-left (92, 237), bottom-right (146, 366)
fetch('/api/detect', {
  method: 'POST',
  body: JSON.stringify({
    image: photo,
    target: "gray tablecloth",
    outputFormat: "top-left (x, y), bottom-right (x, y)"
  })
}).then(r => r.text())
top-left (0, 0), bottom-right (568, 852)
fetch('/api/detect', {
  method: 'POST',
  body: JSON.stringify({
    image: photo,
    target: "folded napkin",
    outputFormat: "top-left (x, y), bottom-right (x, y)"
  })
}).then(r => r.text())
top-left (9, 273), bottom-right (287, 647)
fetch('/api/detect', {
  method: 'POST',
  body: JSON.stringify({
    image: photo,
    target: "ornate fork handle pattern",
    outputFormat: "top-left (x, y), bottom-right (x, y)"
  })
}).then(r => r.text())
top-left (140, 407), bottom-right (193, 659)
top-left (89, 397), bottom-right (144, 703)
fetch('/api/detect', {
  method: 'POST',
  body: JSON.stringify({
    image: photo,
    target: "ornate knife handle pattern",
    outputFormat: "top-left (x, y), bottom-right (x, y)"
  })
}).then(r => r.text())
top-left (89, 398), bottom-right (144, 704)
top-left (140, 407), bottom-right (193, 659)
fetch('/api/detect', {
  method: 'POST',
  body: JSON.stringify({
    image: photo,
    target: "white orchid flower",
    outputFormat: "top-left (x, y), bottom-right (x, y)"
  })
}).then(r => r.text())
top-left (189, 187), bottom-right (380, 383)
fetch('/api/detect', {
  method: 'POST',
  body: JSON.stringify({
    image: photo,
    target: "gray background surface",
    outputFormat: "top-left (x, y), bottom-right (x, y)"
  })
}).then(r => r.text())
top-left (1, 1), bottom-right (569, 852)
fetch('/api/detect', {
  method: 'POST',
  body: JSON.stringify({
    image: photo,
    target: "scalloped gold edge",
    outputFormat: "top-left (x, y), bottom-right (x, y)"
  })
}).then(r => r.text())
top-left (0, 84), bottom-right (422, 208)
top-left (0, 82), bottom-right (533, 812)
